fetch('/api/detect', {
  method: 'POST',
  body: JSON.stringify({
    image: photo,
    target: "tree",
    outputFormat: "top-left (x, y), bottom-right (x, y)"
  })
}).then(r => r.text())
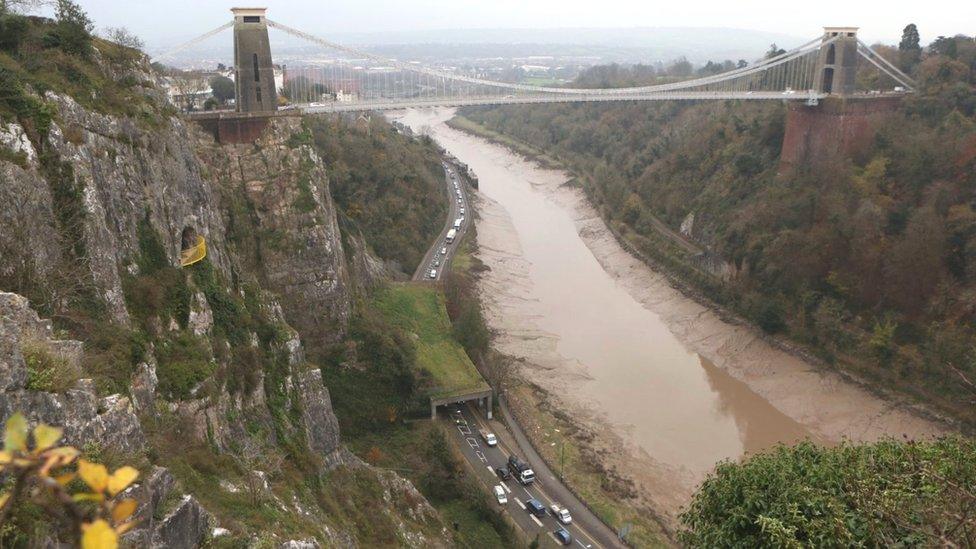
top-left (0, 0), bottom-right (45, 14)
top-left (47, 0), bottom-right (93, 56)
top-left (898, 24), bottom-right (922, 70)
top-left (101, 26), bottom-right (143, 50)
top-left (209, 75), bottom-right (235, 104)
top-left (168, 71), bottom-right (208, 112)
top-left (766, 43), bottom-right (786, 59)
top-left (680, 438), bottom-right (976, 547)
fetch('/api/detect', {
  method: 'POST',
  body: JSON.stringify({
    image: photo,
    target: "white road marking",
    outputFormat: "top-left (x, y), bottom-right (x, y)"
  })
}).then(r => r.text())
top-left (466, 437), bottom-right (478, 449)
top-left (458, 424), bottom-right (471, 435)
top-left (523, 486), bottom-right (533, 498)
top-left (476, 451), bottom-right (487, 463)
top-left (486, 465), bottom-right (495, 474)
top-left (530, 514), bottom-right (544, 528)
top-left (500, 482), bottom-right (512, 494)
top-left (515, 498), bottom-right (526, 510)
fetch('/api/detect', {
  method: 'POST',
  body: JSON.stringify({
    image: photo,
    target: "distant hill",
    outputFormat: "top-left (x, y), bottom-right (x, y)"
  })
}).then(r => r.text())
top-left (154, 26), bottom-right (804, 67)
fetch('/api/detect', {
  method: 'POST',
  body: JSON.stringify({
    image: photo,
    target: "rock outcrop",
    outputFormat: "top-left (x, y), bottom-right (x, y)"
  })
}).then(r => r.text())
top-left (0, 292), bottom-right (144, 453)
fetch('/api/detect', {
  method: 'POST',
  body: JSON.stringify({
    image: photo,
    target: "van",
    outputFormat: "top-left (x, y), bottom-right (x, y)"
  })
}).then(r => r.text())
top-left (493, 485), bottom-right (507, 504)
top-left (525, 499), bottom-right (546, 518)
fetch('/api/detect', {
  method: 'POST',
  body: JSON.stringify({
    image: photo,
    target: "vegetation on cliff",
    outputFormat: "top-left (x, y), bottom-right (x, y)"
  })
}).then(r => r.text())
top-left (303, 116), bottom-right (449, 273)
top-left (460, 32), bottom-right (976, 425)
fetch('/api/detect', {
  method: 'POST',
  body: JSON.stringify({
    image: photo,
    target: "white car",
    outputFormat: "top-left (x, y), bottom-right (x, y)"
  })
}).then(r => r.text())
top-left (460, 208), bottom-right (465, 215)
top-left (440, 247), bottom-right (448, 255)
top-left (428, 269), bottom-right (437, 279)
top-left (494, 485), bottom-right (507, 504)
top-left (550, 504), bottom-right (572, 525)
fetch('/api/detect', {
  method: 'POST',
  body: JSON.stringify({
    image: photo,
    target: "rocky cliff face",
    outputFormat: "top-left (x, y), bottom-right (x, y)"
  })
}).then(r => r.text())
top-left (0, 50), bottom-right (447, 546)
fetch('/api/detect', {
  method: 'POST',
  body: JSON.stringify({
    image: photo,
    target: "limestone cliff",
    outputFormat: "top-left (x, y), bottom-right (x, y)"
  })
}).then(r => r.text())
top-left (0, 42), bottom-right (447, 546)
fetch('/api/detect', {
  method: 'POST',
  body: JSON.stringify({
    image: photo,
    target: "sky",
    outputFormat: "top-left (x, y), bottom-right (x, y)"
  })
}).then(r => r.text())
top-left (69, 0), bottom-right (974, 48)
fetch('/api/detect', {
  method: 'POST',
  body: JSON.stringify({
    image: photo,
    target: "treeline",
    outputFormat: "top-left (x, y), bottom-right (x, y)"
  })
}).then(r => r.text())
top-left (303, 116), bottom-right (449, 273)
top-left (461, 32), bottom-right (976, 424)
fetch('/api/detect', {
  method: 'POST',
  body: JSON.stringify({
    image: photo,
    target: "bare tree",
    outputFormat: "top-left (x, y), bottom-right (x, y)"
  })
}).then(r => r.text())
top-left (168, 70), bottom-right (208, 112)
top-left (0, 0), bottom-right (48, 14)
top-left (100, 26), bottom-right (144, 50)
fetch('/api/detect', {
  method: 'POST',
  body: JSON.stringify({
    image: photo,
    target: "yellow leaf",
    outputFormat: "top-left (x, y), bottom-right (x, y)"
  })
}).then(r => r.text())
top-left (72, 492), bottom-right (105, 503)
top-left (54, 472), bottom-right (76, 486)
top-left (0, 492), bottom-right (8, 509)
top-left (4, 413), bottom-right (28, 453)
top-left (107, 466), bottom-right (139, 496)
top-left (32, 424), bottom-right (62, 453)
top-left (78, 459), bottom-right (109, 493)
top-left (0, 450), bottom-right (10, 464)
top-left (39, 446), bottom-right (79, 475)
top-left (81, 519), bottom-right (118, 549)
top-left (111, 498), bottom-right (138, 523)
top-left (114, 520), bottom-right (137, 535)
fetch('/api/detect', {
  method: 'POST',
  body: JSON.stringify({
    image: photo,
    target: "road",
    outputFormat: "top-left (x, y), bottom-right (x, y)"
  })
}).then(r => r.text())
top-left (441, 403), bottom-right (626, 548)
top-left (412, 161), bottom-right (470, 281)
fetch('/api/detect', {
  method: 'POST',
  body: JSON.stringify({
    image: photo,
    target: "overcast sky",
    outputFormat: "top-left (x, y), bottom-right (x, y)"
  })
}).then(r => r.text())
top-left (73, 0), bottom-right (972, 48)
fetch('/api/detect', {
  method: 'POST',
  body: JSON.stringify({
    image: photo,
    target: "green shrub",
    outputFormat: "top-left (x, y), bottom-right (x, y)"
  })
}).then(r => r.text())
top-left (679, 438), bottom-right (976, 547)
top-left (22, 338), bottom-right (80, 392)
top-left (0, 13), bottom-right (28, 52)
top-left (155, 331), bottom-right (214, 400)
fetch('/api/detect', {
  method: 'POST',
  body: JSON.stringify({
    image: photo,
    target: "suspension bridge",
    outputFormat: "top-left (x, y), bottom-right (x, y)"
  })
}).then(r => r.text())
top-left (154, 8), bottom-right (914, 117)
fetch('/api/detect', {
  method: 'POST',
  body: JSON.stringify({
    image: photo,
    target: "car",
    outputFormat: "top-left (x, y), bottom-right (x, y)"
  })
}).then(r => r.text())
top-left (460, 208), bottom-right (465, 215)
top-left (440, 247), bottom-right (448, 255)
top-left (457, 198), bottom-right (462, 203)
top-left (493, 485), bottom-right (507, 504)
top-left (428, 269), bottom-right (437, 279)
top-left (525, 499), bottom-right (546, 518)
top-left (495, 467), bottom-right (512, 481)
top-left (550, 504), bottom-right (572, 524)
top-left (432, 258), bottom-right (440, 267)
top-left (553, 528), bottom-right (573, 546)
top-left (480, 430), bottom-right (497, 446)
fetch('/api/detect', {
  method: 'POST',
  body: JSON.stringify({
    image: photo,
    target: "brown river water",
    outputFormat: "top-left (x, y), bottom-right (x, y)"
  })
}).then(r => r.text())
top-left (393, 108), bottom-right (949, 520)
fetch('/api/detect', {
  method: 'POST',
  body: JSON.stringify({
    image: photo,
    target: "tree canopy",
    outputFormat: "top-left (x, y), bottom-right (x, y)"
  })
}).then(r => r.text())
top-left (679, 438), bottom-right (976, 547)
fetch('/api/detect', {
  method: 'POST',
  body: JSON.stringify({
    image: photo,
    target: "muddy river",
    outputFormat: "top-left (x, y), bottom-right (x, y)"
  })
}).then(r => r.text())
top-left (394, 108), bottom-right (948, 519)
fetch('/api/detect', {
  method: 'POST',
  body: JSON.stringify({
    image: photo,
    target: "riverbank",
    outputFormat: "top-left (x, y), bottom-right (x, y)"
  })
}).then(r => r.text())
top-left (397, 107), bottom-right (951, 535)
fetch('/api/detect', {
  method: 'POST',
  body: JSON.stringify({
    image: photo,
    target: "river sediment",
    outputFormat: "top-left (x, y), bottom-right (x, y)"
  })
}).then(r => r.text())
top-left (395, 107), bottom-right (950, 525)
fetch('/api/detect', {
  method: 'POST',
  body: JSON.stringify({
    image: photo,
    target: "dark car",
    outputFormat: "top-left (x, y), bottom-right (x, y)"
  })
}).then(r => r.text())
top-left (553, 528), bottom-right (573, 546)
top-left (526, 498), bottom-right (546, 518)
top-left (495, 467), bottom-right (511, 481)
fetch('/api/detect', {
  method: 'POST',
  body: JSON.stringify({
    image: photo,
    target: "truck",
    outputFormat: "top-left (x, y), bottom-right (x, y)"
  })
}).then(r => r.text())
top-left (453, 218), bottom-right (462, 230)
top-left (507, 455), bottom-right (535, 485)
top-left (445, 229), bottom-right (457, 243)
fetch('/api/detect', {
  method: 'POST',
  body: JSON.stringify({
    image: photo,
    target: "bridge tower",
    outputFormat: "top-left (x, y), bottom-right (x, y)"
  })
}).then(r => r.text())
top-left (232, 7), bottom-right (277, 113)
top-left (813, 27), bottom-right (859, 96)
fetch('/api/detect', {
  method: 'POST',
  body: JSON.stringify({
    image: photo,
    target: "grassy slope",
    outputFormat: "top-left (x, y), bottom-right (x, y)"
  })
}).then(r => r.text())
top-left (372, 284), bottom-right (489, 399)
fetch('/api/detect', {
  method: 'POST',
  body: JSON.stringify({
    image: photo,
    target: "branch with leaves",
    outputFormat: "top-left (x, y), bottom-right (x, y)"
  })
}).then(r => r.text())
top-left (0, 413), bottom-right (141, 548)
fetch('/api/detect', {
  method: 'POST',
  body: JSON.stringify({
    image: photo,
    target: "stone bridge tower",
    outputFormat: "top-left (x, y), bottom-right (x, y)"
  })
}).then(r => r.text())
top-left (813, 27), bottom-right (859, 96)
top-left (232, 7), bottom-right (277, 113)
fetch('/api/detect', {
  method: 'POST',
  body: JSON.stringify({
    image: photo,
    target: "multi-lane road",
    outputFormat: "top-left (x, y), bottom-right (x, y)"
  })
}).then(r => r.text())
top-left (443, 403), bottom-right (625, 548)
top-left (412, 161), bottom-right (470, 281)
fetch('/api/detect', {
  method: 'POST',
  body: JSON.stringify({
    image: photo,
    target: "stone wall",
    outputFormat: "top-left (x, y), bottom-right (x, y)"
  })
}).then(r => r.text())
top-left (779, 96), bottom-right (902, 172)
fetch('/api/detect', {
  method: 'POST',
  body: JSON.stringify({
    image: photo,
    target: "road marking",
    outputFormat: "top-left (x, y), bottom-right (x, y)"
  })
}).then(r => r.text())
top-left (466, 437), bottom-right (478, 449)
top-left (575, 539), bottom-right (590, 548)
top-left (515, 498), bottom-right (526, 510)
top-left (530, 514), bottom-right (544, 528)
top-left (458, 424), bottom-right (471, 435)
top-left (486, 465), bottom-right (495, 474)
top-left (500, 482), bottom-right (512, 494)
top-left (476, 451), bottom-right (487, 463)
top-left (523, 486), bottom-right (532, 498)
